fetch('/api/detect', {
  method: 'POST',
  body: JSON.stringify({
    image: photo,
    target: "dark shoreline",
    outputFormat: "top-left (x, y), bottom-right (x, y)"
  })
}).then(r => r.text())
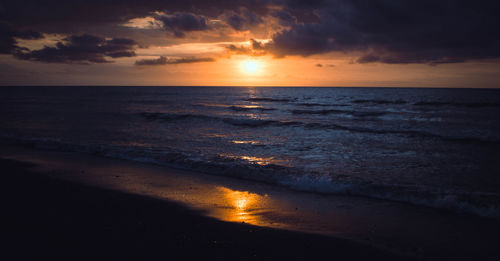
top-left (1, 158), bottom-right (409, 261)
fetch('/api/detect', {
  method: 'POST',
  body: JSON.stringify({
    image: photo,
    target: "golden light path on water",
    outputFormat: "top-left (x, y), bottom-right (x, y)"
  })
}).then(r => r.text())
top-left (231, 140), bottom-right (260, 145)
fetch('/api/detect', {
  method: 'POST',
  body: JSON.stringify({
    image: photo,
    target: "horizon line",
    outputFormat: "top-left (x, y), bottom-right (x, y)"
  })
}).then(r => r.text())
top-left (1, 85), bottom-right (499, 89)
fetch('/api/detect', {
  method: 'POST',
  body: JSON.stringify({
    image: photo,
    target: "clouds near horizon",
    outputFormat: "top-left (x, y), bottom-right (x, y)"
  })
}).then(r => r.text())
top-left (14, 34), bottom-right (137, 64)
top-left (0, 23), bottom-right (43, 54)
top-left (135, 56), bottom-right (215, 65)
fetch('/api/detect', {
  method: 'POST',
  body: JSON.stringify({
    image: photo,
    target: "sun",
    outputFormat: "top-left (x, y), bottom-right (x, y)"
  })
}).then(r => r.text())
top-left (243, 61), bottom-right (259, 73)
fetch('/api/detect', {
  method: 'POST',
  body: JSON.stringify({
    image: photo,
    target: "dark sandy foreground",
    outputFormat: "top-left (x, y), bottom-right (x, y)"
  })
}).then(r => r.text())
top-left (1, 158), bottom-right (410, 261)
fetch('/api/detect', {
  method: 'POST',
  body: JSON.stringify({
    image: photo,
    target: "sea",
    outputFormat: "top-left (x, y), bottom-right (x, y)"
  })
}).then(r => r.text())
top-left (2, 86), bottom-right (500, 218)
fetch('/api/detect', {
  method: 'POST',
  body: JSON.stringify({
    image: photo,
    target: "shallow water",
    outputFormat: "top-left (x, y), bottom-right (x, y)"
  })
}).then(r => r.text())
top-left (2, 86), bottom-right (500, 217)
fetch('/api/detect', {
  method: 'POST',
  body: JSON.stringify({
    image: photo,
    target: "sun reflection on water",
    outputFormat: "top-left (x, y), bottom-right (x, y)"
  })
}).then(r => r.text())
top-left (231, 140), bottom-right (261, 145)
top-left (240, 156), bottom-right (274, 165)
top-left (238, 105), bottom-right (262, 109)
top-left (220, 154), bottom-right (275, 165)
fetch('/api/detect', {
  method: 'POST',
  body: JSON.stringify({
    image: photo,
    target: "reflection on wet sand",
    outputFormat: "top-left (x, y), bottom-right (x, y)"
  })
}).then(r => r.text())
top-left (10, 148), bottom-right (357, 235)
top-left (216, 187), bottom-right (266, 223)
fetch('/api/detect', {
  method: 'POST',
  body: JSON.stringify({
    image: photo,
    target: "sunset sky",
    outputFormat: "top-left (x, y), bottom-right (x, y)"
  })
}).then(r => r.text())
top-left (1, 1), bottom-right (499, 87)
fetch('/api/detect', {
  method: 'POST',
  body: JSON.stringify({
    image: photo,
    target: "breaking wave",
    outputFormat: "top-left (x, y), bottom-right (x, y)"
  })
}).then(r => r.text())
top-left (3, 136), bottom-right (499, 219)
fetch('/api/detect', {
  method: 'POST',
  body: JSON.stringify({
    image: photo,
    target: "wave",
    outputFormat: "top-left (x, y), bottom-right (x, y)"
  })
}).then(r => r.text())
top-left (352, 99), bottom-right (407, 105)
top-left (414, 101), bottom-right (500, 108)
top-left (291, 109), bottom-right (386, 117)
top-left (140, 112), bottom-right (498, 144)
top-left (228, 106), bottom-right (276, 112)
top-left (280, 175), bottom-right (500, 219)
top-left (294, 102), bottom-right (349, 107)
top-left (221, 118), bottom-right (279, 127)
top-left (291, 109), bottom-right (350, 115)
top-left (141, 112), bottom-right (212, 121)
top-left (244, 97), bottom-right (294, 102)
top-left (2, 136), bottom-right (499, 219)
top-left (141, 112), bottom-right (301, 127)
top-left (351, 111), bottom-right (388, 117)
top-left (308, 123), bottom-right (499, 144)
top-left (128, 99), bottom-right (167, 105)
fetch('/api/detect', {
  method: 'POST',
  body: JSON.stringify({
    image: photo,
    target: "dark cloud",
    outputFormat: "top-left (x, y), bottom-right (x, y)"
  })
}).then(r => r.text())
top-left (224, 9), bottom-right (264, 31)
top-left (284, 0), bottom-right (326, 9)
top-left (270, 1), bottom-right (500, 64)
top-left (0, 23), bottom-right (43, 54)
top-left (14, 34), bottom-right (137, 64)
top-left (1, 0), bottom-right (271, 33)
top-left (155, 13), bottom-right (209, 37)
top-left (356, 55), bottom-right (380, 64)
top-left (270, 23), bottom-right (333, 57)
top-left (225, 39), bottom-right (269, 56)
top-left (226, 44), bottom-right (253, 55)
top-left (271, 10), bottom-right (297, 26)
top-left (356, 54), bottom-right (465, 66)
top-left (135, 56), bottom-right (215, 65)
top-left (315, 63), bottom-right (335, 67)
top-left (250, 39), bottom-right (266, 50)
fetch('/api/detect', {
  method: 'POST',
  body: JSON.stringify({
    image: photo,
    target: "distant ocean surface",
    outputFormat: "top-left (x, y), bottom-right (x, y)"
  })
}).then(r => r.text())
top-left (2, 86), bottom-right (500, 218)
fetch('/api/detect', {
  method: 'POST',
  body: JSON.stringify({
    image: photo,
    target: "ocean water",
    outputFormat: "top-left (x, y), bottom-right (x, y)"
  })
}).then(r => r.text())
top-left (2, 86), bottom-right (500, 217)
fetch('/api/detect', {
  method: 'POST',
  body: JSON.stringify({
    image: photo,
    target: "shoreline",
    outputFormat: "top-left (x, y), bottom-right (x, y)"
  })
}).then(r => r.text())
top-left (2, 145), bottom-right (500, 260)
top-left (1, 157), bottom-right (407, 260)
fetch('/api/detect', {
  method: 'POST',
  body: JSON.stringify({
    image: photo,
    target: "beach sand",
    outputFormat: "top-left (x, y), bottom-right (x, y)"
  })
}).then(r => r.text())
top-left (2, 145), bottom-right (500, 260)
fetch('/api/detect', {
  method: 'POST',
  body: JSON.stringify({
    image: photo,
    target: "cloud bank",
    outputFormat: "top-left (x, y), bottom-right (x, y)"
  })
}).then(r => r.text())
top-left (14, 34), bottom-right (137, 64)
top-left (1, 0), bottom-right (500, 65)
top-left (135, 56), bottom-right (215, 65)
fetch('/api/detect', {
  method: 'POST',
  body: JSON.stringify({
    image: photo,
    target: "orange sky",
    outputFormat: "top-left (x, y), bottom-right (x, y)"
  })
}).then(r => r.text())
top-left (3, 46), bottom-right (499, 88)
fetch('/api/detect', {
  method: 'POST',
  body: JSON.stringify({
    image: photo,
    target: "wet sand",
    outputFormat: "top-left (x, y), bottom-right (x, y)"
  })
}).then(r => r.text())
top-left (2, 145), bottom-right (500, 260)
